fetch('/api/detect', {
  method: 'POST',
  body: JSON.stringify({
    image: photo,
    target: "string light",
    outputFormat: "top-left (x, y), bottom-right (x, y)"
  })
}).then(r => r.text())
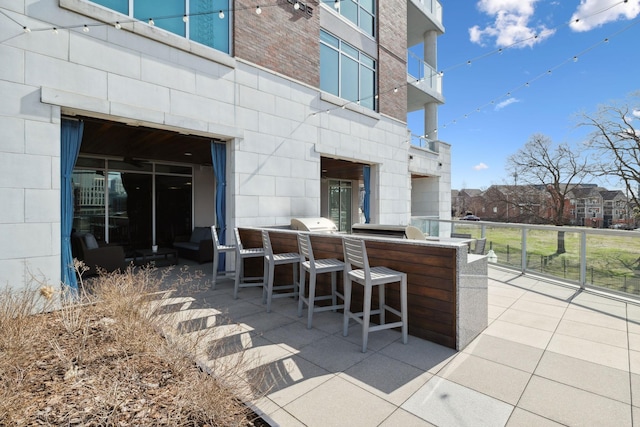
top-left (4, 0), bottom-right (635, 137)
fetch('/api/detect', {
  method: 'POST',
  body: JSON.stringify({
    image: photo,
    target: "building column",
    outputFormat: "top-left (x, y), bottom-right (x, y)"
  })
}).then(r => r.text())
top-left (424, 102), bottom-right (438, 140)
top-left (423, 30), bottom-right (437, 69)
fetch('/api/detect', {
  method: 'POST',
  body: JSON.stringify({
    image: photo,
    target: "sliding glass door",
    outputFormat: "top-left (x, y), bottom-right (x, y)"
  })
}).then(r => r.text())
top-left (72, 157), bottom-right (192, 251)
top-left (329, 180), bottom-right (352, 232)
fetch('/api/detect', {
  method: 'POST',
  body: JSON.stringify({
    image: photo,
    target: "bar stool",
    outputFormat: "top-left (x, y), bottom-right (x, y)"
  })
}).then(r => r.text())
top-left (233, 228), bottom-right (265, 299)
top-left (211, 226), bottom-right (236, 289)
top-left (297, 233), bottom-right (345, 329)
top-left (342, 236), bottom-right (408, 353)
top-left (261, 230), bottom-right (300, 313)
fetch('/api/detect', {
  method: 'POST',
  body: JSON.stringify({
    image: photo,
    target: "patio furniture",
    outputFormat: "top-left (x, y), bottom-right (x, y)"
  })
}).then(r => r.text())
top-left (297, 233), bottom-right (345, 329)
top-left (71, 232), bottom-right (127, 276)
top-left (172, 226), bottom-right (213, 264)
top-left (233, 228), bottom-right (265, 299)
top-left (342, 236), bottom-right (408, 352)
top-left (211, 226), bottom-right (236, 289)
top-left (473, 237), bottom-right (487, 255)
top-left (405, 225), bottom-right (427, 240)
top-left (261, 230), bottom-right (300, 313)
top-left (133, 247), bottom-right (178, 266)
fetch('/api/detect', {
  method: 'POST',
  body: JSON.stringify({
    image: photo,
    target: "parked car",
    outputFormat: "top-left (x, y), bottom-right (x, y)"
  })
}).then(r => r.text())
top-left (461, 214), bottom-right (481, 221)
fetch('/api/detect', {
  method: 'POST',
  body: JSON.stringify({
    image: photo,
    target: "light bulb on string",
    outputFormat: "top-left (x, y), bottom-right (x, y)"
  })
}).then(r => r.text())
top-left (182, 15), bottom-right (188, 23)
top-left (52, 27), bottom-right (58, 34)
top-left (573, 56), bottom-right (578, 62)
top-left (83, 25), bottom-right (90, 32)
top-left (218, 10), bottom-right (225, 19)
top-left (23, 26), bottom-right (30, 33)
top-left (256, 5), bottom-right (262, 14)
top-left (334, 0), bottom-right (340, 9)
top-left (148, 18), bottom-right (155, 26)
top-left (114, 21), bottom-right (121, 29)
top-left (294, 1), bottom-right (300, 10)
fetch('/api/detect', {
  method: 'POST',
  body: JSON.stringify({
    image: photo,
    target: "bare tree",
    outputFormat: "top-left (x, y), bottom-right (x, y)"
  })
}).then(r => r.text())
top-left (506, 134), bottom-right (590, 253)
top-left (582, 93), bottom-right (640, 215)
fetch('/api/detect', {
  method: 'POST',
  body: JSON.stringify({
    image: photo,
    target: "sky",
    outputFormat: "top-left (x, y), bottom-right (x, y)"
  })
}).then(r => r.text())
top-left (407, 0), bottom-right (640, 191)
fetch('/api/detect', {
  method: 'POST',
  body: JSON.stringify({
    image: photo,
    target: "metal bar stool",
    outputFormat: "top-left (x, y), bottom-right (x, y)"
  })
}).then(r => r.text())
top-left (297, 233), bottom-right (345, 329)
top-left (261, 230), bottom-right (300, 313)
top-left (211, 226), bottom-right (236, 289)
top-left (233, 228), bottom-right (265, 299)
top-left (342, 236), bottom-right (408, 352)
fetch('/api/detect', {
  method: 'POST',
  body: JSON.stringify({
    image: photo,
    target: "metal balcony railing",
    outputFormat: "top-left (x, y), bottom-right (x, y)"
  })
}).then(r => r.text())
top-left (410, 217), bottom-right (640, 299)
top-left (407, 50), bottom-right (442, 95)
top-left (415, 0), bottom-right (442, 22)
top-left (410, 134), bottom-right (438, 152)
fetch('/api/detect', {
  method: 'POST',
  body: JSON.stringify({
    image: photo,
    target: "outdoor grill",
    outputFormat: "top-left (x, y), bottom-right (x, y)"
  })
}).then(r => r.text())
top-left (290, 217), bottom-right (338, 233)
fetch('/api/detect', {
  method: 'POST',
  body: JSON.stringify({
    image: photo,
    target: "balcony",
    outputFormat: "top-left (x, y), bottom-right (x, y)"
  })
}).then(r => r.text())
top-left (410, 134), bottom-right (438, 152)
top-left (407, 0), bottom-right (444, 47)
top-left (156, 245), bottom-right (638, 426)
top-left (407, 50), bottom-right (445, 112)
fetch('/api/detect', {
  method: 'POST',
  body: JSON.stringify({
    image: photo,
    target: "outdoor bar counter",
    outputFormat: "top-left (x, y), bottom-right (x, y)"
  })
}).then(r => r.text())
top-left (237, 227), bottom-right (488, 350)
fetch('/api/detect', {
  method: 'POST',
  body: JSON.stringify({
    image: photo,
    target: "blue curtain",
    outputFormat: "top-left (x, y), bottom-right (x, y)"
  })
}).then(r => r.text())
top-left (61, 119), bottom-right (84, 292)
top-left (363, 165), bottom-right (371, 224)
top-left (211, 142), bottom-right (226, 271)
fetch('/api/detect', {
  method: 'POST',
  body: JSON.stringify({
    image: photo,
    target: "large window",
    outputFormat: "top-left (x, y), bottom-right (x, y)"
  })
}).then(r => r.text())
top-left (90, 0), bottom-right (230, 53)
top-left (320, 30), bottom-right (376, 110)
top-left (323, 0), bottom-right (375, 36)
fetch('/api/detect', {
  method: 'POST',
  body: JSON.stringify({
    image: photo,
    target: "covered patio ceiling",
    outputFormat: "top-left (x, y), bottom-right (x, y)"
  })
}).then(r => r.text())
top-left (78, 117), bottom-right (218, 166)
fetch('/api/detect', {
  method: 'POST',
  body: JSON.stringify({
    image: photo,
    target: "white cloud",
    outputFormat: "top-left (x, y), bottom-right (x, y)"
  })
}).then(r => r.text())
top-left (469, 0), bottom-right (556, 48)
top-left (633, 109), bottom-right (640, 118)
top-left (474, 163), bottom-right (489, 171)
top-left (569, 0), bottom-right (640, 32)
top-left (495, 97), bottom-right (520, 110)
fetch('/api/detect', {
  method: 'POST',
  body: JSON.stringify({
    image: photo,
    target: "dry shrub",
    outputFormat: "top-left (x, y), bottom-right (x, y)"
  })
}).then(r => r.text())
top-left (0, 265), bottom-right (265, 426)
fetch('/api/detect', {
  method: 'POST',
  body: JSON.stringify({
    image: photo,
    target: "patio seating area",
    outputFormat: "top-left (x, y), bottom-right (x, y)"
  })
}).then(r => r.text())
top-left (153, 261), bottom-right (640, 426)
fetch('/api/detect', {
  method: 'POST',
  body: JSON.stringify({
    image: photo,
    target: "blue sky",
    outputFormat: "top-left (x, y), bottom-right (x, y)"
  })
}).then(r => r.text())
top-left (408, 0), bottom-right (640, 190)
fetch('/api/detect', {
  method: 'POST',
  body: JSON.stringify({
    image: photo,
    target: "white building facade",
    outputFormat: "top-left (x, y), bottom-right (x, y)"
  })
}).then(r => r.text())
top-left (0, 0), bottom-right (449, 291)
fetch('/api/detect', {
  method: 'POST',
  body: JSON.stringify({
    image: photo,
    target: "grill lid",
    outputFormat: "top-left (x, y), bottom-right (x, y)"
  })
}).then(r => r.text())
top-left (290, 217), bottom-right (338, 232)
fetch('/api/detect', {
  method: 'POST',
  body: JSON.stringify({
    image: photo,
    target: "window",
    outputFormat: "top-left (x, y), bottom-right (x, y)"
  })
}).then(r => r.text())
top-left (320, 30), bottom-right (376, 110)
top-left (89, 0), bottom-right (230, 53)
top-left (323, 0), bottom-right (375, 36)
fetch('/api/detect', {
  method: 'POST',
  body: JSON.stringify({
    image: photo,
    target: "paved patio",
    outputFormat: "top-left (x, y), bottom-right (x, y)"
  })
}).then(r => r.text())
top-left (154, 263), bottom-right (640, 426)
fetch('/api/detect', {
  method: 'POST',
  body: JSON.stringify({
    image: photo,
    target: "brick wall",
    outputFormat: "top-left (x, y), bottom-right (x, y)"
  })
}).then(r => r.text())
top-left (378, 0), bottom-right (407, 122)
top-left (235, 0), bottom-right (320, 88)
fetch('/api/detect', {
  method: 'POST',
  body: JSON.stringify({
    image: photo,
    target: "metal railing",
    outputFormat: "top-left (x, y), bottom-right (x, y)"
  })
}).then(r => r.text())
top-left (410, 134), bottom-right (438, 152)
top-left (415, 0), bottom-right (443, 22)
top-left (407, 50), bottom-right (442, 95)
top-left (411, 217), bottom-right (640, 299)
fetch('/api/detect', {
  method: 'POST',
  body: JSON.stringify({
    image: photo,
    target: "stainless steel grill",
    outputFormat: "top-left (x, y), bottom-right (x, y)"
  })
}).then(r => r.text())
top-left (290, 217), bottom-right (338, 233)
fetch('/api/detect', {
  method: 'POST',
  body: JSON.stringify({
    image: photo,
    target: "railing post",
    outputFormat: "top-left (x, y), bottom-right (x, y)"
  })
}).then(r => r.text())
top-left (580, 231), bottom-right (587, 289)
top-left (521, 228), bottom-right (527, 273)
